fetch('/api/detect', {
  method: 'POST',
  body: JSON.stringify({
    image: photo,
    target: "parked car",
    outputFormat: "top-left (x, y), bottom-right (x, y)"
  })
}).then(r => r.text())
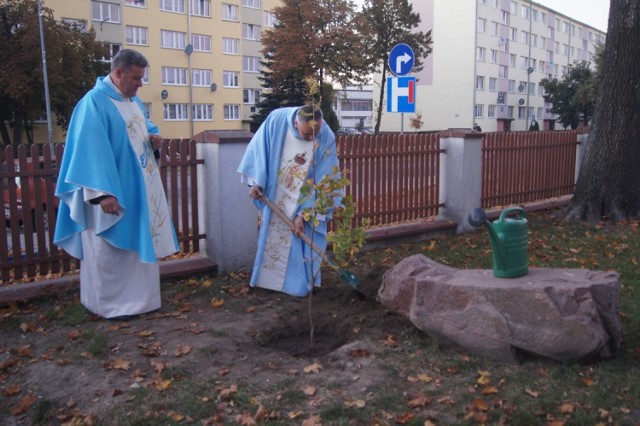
top-left (336, 127), bottom-right (358, 135)
top-left (2, 157), bottom-right (58, 230)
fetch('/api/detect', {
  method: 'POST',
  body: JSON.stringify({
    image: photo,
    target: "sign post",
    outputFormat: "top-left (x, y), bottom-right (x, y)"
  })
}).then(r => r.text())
top-left (387, 43), bottom-right (416, 134)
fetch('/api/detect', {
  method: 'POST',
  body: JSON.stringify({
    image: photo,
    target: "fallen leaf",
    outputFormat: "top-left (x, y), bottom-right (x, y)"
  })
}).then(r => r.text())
top-left (245, 306), bottom-right (257, 313)
top-left (113, 358), bottom-right (131, 371)
top-left (220, 384), bottom-right (238, 399)
top-left (524, 388), bottom-right (539, 398)
top-left (218, 367), bottom-right (230, 376)
top-left (174, 344), bottom-right (192, 357)
top-left (559, 403), bottom-right (574, 414)
top-left (302, 415), bottom-right (322, 426)
top-left (380, 334), bottom-right (398, 348)
top-left (417, 373), bottom-right (433, 382)
top-left (395, 412), bottom-right (415, 424)
top-left (67, 330), bottom-right (82, 340)
top-left (472, 399), bottom-right (490, 411)
top-left (407, 393), bottom-right (429, 408)
top-left (344, 399), bottom-right (366, 408)
top-left (5, 383), bottom-right (22, 396)
top-left (477, 370), bottom-right (491, 385)
top-left (11, 392), bottom-right (38, 415)
top-left (481, 386), bottom-right (499, 395)
top-left (154, 379), bottom-right (172, 392)
top-left (303, 386), bottom-right (317, 396)
top-left (303, 363), bottom-right (322, 374)
top-left (150, 359), bottom-right (165, 374)
top-left (581, 377), bottom-right (596, 387)
top-left (234, 413), bottom-right (257, 425)
top-left (211, 297), bottom-right (225, 308)
top-left (137, 330), bottom-right (155, 338)
top-left (288, 411), bottom-right (303, 419)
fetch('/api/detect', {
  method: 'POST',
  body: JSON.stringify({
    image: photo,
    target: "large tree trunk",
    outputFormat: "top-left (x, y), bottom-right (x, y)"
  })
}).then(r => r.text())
top-left (566, 0), bottom-right (640, 222)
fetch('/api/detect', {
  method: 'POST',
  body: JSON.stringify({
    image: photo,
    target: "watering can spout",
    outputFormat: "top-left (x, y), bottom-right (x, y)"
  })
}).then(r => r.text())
top-left (468, 207), bottom-right (528, 278)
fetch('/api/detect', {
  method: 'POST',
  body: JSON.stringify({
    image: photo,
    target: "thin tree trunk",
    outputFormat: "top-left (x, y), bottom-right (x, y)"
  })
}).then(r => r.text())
top-left (566, 0), bottom-right (640, 222)
top-left (374, 64), bottom-right (388, 134)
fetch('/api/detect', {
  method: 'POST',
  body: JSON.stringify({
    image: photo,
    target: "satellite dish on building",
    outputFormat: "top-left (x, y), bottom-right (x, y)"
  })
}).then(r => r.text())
top-left (161, 90), bottom-right (168, 99)
top-left (184, 44), bottom-right (193, 55)
top-left (210, 83), bottom-right (217, 92)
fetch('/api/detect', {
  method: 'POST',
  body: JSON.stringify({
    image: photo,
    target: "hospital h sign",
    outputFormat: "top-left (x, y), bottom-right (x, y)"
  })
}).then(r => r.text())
top-left (387, 76), bottom-right (416, 113)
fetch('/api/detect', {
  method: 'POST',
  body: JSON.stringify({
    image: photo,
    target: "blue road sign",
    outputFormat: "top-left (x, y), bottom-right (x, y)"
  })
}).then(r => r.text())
top-left (387, 76), bottom-right (416, 113)
top-left (388, 43), bottom-right (415, 76)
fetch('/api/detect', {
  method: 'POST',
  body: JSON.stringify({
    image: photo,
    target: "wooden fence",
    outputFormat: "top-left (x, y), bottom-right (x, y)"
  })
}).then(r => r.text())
top-left (1, 130), bottom-right (582, 283)
top-left (0, 140), bottom-right (203, 283)
top-left (337, 133), bottom-right (444, 227)
top-left (481, 130), bottom-right (578, 208)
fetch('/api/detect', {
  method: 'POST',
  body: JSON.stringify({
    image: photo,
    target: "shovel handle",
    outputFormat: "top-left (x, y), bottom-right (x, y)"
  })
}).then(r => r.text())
top-left (258, 195), bottom-right (331, 264)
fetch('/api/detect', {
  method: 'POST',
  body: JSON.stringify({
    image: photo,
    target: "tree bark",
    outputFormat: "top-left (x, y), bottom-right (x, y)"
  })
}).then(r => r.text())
top-left (566, 0), bottom-right (640, 222)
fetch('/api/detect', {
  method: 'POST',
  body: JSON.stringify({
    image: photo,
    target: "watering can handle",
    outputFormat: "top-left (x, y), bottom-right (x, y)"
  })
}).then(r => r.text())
top-left (498, 207), bottom-right (526, 221)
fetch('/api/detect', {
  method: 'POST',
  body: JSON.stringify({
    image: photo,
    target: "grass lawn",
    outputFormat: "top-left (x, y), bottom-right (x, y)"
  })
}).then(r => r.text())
top-left (1, 207), bottom-right (639, 425)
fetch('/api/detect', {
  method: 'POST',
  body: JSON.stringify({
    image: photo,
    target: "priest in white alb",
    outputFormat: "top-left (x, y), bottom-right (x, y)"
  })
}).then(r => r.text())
top-left (238, 105), bottom-right (340, 297)
top-left (54, 49), bottom-right (179, 320)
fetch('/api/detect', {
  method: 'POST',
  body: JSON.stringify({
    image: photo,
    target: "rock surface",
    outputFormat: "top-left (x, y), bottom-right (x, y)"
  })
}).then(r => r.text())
top-left (377, 255), bottom-right (621, 362)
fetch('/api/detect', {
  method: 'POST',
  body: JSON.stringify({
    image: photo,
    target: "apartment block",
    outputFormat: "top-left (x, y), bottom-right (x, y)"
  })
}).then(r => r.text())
top-left (38, 0), bottom-right (280, 141)
top-left (378, 0), bottom-right (606, 133)
top-left (334, 85), bottom-right (374, 131)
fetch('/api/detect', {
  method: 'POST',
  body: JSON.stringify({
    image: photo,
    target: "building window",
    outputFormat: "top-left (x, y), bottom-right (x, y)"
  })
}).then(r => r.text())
top-left (162, 67), bottom-right (188, 85)
top-left (474, 104), bottom-right (484, 118)
top-left (191, 34), bottom-right (211, 52)
top-left (243, 89), bottom-right (261, 104)
top-left (142, 102), bottom-right (151, 119)
top-left (520, 31), bottom-right (529, 45)
top-left (224, 104), bottom-right (240, 120)
top-left (143, 66), bottom-right (149, 84)
top-left (192, 104), bottom-right (214, 121)
top-left (160, 0), bottom-right (185, 13)
top-left (99, 43), bottom-right (121, 62)
top-left (223, 37), bottom-right (239, 54)
top-left (499, 65), bottom-right (508, 79)
top-left (243, 56), bottom-right (261, 73)
top-left (488, 105), bottom-right (496, 118)
top-left (243, 24), bottom-right (261, 41)
top-left (223, 71), bottom-right (239, 87)
top-left (497, 92), bottom-right (506, 104)
top-left (541, 12), bottom-right (547, 24)
top-left (476, 47), bottom-right (485, 61)
top-left (161, 30), bottom-right (186, 49)
top-left (509, 54), bottom-right (516, 67)
top-left (164, 103), bottom-right (189, 120)
top-left (190, 0), bottom-right (211, 17)
top-left (490, 21), bottom-right (499, 36)
top-left (508, 79), bottom-right (515, 93)
top-left (192, 69), bottom-right (212, 87)
top-left (499, 38), bottom-right (508, 52)
top-left (531, 9), bottom-right (538, 22)
top-left (477, 18), bottom-right (486, 33)
top-left (529, 83), bottom-right (536, 95)
top-left (490, 49), bottom-right (498, 63)
top-left (507, 106), bottom-right (514, 118)
top-left (501, 11), bottom-right (509, 25)
top-left (125, 0), bottom-right (146, 6)
top-left (242, 0), bottom-right (260, 8)
top-left (264, 11), bottom-right (277, 27)
top-left (91, 1), bottom-right (121, 23)
top-left (489, 77), bottom-right (497, 91)
top-left (510, 27), bottom-right (517, 42)
top-left (520, 5), bottom-right (529, 19)
top-left (222, 3), bottom-right (238, 21)
top-left (520, 56), bottom-right (528, 69)
top-left (340, 100), bottom-right (373, 111)
top-left (518, 106), bottom-right (526, 119)
top-left (126, 25), bottom-right (148, 45)
top-left (475, 76), bottom-right (485, 90)
top-left (531, 34), bottom-right (537, 48)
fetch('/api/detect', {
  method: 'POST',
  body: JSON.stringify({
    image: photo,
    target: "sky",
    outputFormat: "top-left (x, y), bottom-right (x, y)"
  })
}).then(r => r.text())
top-left (352, 0), bottom-right (610, 33)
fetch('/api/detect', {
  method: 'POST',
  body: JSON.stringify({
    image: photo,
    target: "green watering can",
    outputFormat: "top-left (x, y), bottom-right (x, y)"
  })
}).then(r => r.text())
top-left (468, 207), bottom-right (529, 278)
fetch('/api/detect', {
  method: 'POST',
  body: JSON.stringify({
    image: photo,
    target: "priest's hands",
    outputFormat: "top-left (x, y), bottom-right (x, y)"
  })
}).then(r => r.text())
top-left (99, 196), bottom-right (120, 216)
top-left (249, 186), bottom-right (263, 199)
top-left (149, 134), bottom-right (163, 150)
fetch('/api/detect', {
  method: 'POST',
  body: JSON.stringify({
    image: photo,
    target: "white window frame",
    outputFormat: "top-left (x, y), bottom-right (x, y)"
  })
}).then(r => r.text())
top-left (191, 69), bottom-right (212, 87)
top-left (242, 0), bottom-right (260, 8)
top-left (475, 76), bottom-right (485, 90)
top-left (192, 104), bottom-right (214, 121)
top-left (488, 105), bottom-right (496, 118)
top-left (223, 38), bottom-right (239, 54)
top-left (243, 23), bottom-right (261, 41)
top-left (477, 18), bottom-right (486, 33)
top-left (222, 3), bottom-right (238, 21)
top-left (126, 25), bottom-right (148, 45)
top-left (489, 77), bottom-right (497, 91)
top-left (223, 104), bottom-right (240, 120)
top-left (223, 71), bottom-right (239, 88)
top-left (476, 47), bottom-right (485, 61)
top-left (162, 67), bottom-right (188, 85)
top-left (490, 21), bottom-right (499, 36)
top-left (243, 88), bottom-right (261, 104)
top-left (264, 11), bottom-right (277, 27)
top-left (474, 104), bottom-right (484, 119)
top-left (161, 30), bottom-right (186, 49)
top-left (164, 103), bottom-right (189, 121)
top-left (190, 0), bottom-right (211, 17)
top-left (125, 0), bottom-right (146, 6)
top-left (508, 79), bottom-right (516, 93)
top-left (160, 0), bottom-right (185, 13)
top-left (243, 56), bottom-right (261, 73)
top-left (191, 34), bottom-right (211, 52)
top-left (490, 49), bottom-right (498, 63)
top-left (91, 1), bottom-right (121, 23)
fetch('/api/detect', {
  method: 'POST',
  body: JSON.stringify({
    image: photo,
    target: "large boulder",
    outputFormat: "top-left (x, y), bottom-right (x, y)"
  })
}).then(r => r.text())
top-left (377, 255), bottom-right (621, 362)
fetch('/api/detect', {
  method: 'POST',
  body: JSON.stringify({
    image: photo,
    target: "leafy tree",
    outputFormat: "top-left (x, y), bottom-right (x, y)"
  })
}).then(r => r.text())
top-left (539, 61), bottom-right (597, 130)
top-left (255, 0), bottom-right (370, 129)
top-left (565, 0), bottom-right (640, 222)
top-left (355, 0), bottom-right (432, 134)
top-left (0, 0), bottom-right (108, 146)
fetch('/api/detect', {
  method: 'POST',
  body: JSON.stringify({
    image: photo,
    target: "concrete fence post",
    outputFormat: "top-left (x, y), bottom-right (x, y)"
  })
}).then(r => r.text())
top-left (194, 130), bottom-right (258, 274)
top-left (438, 129), bottom-right (484, 234)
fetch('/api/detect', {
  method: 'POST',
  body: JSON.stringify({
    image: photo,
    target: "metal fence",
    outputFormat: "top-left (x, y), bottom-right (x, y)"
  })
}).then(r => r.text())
top-left (0, 140), bottom-right (202, 283)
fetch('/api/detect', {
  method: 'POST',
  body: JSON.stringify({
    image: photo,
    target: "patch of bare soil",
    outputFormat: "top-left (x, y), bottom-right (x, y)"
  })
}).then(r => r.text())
top-left (1, 267), bottom-right (444, 425)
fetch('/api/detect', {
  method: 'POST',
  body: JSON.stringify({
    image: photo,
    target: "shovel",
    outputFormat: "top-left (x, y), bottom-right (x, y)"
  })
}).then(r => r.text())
top-left (259, 194), bottom-right (361, 291)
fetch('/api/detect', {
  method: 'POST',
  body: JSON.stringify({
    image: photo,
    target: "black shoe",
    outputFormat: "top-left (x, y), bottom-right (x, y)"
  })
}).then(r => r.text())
top-left (107, 314), bottom-right (138, 321)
